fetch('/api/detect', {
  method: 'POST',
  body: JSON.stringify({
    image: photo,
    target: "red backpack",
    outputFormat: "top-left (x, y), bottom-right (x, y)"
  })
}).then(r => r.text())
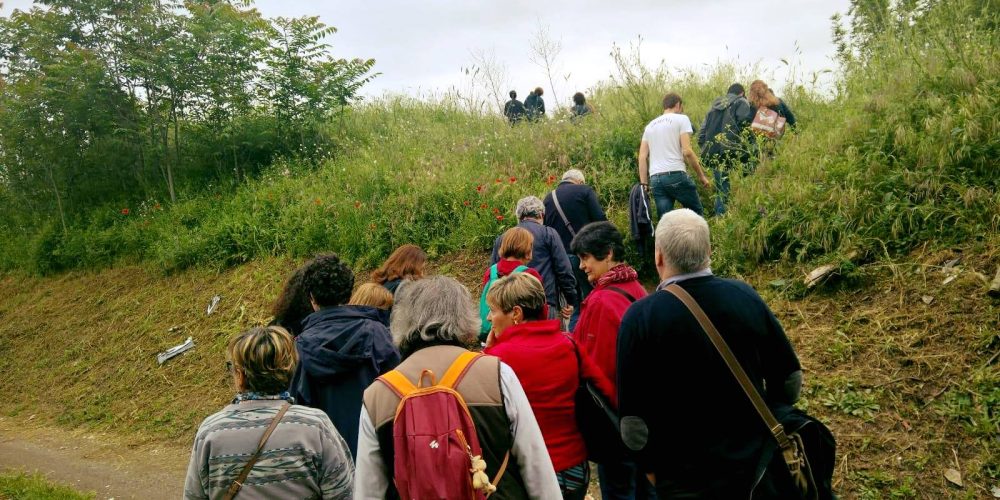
top-left (378, 351), bottom-right (509, 499)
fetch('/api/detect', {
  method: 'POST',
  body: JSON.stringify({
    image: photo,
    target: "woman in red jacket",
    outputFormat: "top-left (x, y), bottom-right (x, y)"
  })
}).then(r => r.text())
top-left (483, 272), bottom-right (614, 500)
top-left (570, 221), bottom-right (654, 500)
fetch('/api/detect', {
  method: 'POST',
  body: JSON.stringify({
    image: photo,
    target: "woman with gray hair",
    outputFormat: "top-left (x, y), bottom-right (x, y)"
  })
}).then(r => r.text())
top-left (492, 196), bottom-right (579, 326)
top-left (354, 276), bottom-right (561, 499)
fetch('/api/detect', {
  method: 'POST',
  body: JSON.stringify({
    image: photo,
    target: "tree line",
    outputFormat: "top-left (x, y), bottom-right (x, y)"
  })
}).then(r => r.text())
top-left (0, 0), bottom-right (376, 234)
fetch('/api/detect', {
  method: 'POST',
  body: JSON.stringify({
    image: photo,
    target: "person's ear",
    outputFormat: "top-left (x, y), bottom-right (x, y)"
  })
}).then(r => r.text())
top-left (512, 305), bottom-right (525, 324)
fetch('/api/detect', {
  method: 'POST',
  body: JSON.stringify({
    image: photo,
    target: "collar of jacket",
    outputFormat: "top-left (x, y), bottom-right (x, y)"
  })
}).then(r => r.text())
top-left (494, 319), bottom-right (561, 344)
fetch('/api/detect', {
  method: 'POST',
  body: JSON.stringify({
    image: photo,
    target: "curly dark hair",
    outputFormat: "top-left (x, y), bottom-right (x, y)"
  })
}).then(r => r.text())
top-left (573, 92), bottom-right (586, 105)
top-left (302, 253), bottom-right (354, 308)
top-left (570, 221), bottom-right (626, 262)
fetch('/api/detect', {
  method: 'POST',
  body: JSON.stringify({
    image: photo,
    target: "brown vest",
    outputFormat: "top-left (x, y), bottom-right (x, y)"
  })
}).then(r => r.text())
top-left (363, 345), bottom-right (529, 500)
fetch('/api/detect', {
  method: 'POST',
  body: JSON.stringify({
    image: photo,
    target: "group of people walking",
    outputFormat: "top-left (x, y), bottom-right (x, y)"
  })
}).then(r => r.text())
top-left (504, 87), bottom-right (593, 124)
top-left (184, 163), bottom-right (808, 499)
top-left (640, 79), bottom-right (796, 218)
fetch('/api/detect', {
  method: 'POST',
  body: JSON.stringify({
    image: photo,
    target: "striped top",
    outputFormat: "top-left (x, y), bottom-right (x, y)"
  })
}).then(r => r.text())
top-left (184, 400), bottom-right (353, 499)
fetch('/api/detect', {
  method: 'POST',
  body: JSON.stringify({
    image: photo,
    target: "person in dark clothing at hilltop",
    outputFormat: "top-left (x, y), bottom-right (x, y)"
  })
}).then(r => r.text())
top-left (698, 83), bottom-right (756, 215)
top-left (617, 209), bottom-right (803, 498)
top-left (289, 253), bottom-right (401, 458)
top-left (543, 168), bottom-right (606, 330)
top-left (570, 92), bottom-right (593, 119)
top-left (524, 86), bottom-right (546, 121)
top-left (504, 89), bottom-right (526, 124)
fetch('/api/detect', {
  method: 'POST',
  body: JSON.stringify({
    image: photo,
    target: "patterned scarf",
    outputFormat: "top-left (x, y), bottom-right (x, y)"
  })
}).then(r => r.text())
top-left (596, 263), bottom-right (639, 288)
top-left (232, 391), bottom-right (295, 404)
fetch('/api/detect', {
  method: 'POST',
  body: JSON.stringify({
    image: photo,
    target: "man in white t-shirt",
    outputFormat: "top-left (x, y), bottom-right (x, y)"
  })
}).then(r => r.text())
top-left (638, 93), bottom-right (711, 217)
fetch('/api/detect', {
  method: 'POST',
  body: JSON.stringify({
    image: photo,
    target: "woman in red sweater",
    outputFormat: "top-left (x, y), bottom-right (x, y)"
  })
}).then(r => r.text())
top-left (570, 221), bottom-right (653, 500)
top-left (483, 272), bottom-right (614, 500)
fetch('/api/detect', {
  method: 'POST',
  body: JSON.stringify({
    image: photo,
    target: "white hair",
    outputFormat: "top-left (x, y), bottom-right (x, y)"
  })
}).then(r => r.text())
top-left (389, 276), bottom-right (479, 354)
top-left (561, 169), bottom-right (585, 184)
top-left (654, 209), bottom-right (711, 273)
top-left (515, 196), bottom-right (545, 220)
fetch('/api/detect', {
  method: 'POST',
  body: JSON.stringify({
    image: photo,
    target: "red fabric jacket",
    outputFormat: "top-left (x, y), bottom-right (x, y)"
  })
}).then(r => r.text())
top-left (572, 275), bottom-right (647, 392)
top-left (481, 259), bottom-right (544, 287)
top-left (484, 319), bottom-right (614, 472)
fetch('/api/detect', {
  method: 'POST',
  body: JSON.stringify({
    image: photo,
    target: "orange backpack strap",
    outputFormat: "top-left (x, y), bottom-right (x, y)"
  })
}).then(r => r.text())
top-left (439, 351), bottom-right (483, 389)
top-left (378, 370), bottom-right (418, 398)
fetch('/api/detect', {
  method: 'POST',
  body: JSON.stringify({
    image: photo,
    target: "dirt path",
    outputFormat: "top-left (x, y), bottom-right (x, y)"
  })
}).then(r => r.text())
top-left (0, 420), bottom-right (187, 499)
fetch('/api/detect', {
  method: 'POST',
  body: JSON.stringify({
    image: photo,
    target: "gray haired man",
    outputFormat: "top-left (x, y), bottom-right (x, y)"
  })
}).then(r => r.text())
top-left (616, 209), bottom-right (802, 497)
top-left (491, 196), bottom-right (578, 321)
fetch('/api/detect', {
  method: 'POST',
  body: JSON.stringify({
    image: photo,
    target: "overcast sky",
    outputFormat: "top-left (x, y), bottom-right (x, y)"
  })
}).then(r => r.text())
top-left (2, 0), bottom-right (851, 103)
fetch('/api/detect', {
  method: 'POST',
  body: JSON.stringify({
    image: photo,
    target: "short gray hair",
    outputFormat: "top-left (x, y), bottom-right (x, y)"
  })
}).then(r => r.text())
top-left (389, 276), bottom-right (479, 355)
top-left (562, 169), bottom-right (585, 184)
top-left (515, 196), bottom-right (545, 220)
top-left (654, 209), bottom-right (711, 273)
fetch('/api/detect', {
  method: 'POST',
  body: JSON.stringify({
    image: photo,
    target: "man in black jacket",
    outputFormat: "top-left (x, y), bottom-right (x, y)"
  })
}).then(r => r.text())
top-left (543, 169), bottom-right (606, 329)
top-left (289, 253), bottom-right (401, 459)
top-left (698, 83), bottom-right (755, 215)
top-left (617, 209), bottom-right (802, 498)
top-left (491, 195), bottom-right (577, 321)
top-left (523, 87), bottom-right (545, 121)
top-left (503, 90), bottom-right (525, 124)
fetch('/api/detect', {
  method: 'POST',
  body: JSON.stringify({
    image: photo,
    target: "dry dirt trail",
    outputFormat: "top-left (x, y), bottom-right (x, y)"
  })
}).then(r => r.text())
top-left (0, 418), bottom-right (188, 499)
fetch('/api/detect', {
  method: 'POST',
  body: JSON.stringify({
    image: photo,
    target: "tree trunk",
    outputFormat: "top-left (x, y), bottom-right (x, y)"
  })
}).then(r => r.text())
top-left (45, 164), bottom-right (68, 235)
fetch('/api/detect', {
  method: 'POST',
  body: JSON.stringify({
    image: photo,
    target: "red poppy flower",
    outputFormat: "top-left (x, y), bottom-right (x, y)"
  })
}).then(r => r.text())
top-left (548, 175), bottom-right (557, 182)
top-left (476, 185), bottom-right (484, 192)
top-left (315, 198), bottom-right (323, 205)
top-left (496, 215), bottom-right (504, 221)
top-left (463, 200), bottom-right (471, 207)
top-left (509, 176), bottom-right (517, 183)
top-left (480, 203), bottom-right (488, 209)
top-left (354, 201), bottom-right (361, 208)
top-left (494, 178), bottom-right (502, 184)
top-left (120, 208), bottom-right (130, 215)
top-left (492, 207), bottom-right (500, 214)
top-left (153, 203), bottom-right (161, 210)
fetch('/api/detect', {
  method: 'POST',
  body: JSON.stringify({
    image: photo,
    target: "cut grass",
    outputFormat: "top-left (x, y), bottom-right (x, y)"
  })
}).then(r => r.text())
top-left (0, 471), bottom-right (94, 500)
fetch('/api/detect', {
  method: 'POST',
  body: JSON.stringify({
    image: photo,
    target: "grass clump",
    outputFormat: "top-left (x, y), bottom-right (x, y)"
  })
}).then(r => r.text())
top-left (0, 471), bottom-right (94, 500)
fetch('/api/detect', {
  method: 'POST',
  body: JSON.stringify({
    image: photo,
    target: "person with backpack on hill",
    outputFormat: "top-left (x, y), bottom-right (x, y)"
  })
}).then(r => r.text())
top-left (524, 87), bottom-right (546, 121)
top-left (288, 253), bottom-right (401, 459)
top-left (480, 227), bottom-right (544, 342)
top-left (491, 196), bottom-right (578, 327)
top-left (569, 221), bottom-right (655, 500)
top-left (504, 90), bottom-right (526, 125)
top-left (698, 83), bottom-right (756, 215)
top-left (184, 326), bottom-right (354, 500)
top-left (543, 168), bottom-right (607, 330)
top-left (638, 92), bottom-right (712, 217)
top-left (483, 272), bottom-right (615, 500)
top-left (355, 276), bottom-right (561, 499)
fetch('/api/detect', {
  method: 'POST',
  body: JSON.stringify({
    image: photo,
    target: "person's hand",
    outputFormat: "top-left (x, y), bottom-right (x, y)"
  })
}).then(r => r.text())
top-left (698, 173), bottom-right (711, 189)
top-left (560, 306), bottom-right (574, 319)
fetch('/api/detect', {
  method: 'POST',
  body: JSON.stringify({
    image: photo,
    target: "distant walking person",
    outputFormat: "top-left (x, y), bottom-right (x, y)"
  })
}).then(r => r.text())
top-left (524, 87), bottom-right (546, 121)
top-left (638, 92), bottom-right (711, 217)
top-left (617, 209), bottom-right (804, 498)
top-left (289, 253), bottom-right (400, 458)
top-left (184, 326), bottom-right (353, 500)
top-left (698, 83), bottom-right (755, 215)
top-left (492, 196), bottom-right (578, 323)
top-left (504, 90), bottom-right (526, 124)
top-left (543, 169), bottom-right (607, 329)
top-left (570, 92), bottom-right (592, 119)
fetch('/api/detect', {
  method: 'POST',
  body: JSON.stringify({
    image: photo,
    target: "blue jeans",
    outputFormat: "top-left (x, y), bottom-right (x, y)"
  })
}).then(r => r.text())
top-left (704, 152), bottom-right (749, 216)
top-left (598, 460), bottom-right (658, 500)
top-left (713, 167), bottom-right (731, 216)
top-left (650, 171), bottom-right (703, 218)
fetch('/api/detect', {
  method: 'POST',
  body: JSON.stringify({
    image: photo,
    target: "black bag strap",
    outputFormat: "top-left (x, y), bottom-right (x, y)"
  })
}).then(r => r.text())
top-left (606, 286), bottom-right (637, 303)
top-left (551, 189), bottom-right (576, 237)
top-left (663, 284), bottom-right (794, 452)
top-left (224, 402), bottom-right (290, 500)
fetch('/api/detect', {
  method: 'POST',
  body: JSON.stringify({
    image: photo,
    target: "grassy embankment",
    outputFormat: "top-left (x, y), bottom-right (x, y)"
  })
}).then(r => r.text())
top-left (0, 0), bottom-right (997, 496)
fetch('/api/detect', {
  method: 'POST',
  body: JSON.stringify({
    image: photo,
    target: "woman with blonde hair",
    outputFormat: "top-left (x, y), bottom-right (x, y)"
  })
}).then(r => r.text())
top-left (483, 273), bottom-right (615, 500)
top-left (184, 326), bottom-right (353, 499)
top-left (371, 244), bottom-right (428, 295)
top-left (349, 282), bottom-right (394, 310)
